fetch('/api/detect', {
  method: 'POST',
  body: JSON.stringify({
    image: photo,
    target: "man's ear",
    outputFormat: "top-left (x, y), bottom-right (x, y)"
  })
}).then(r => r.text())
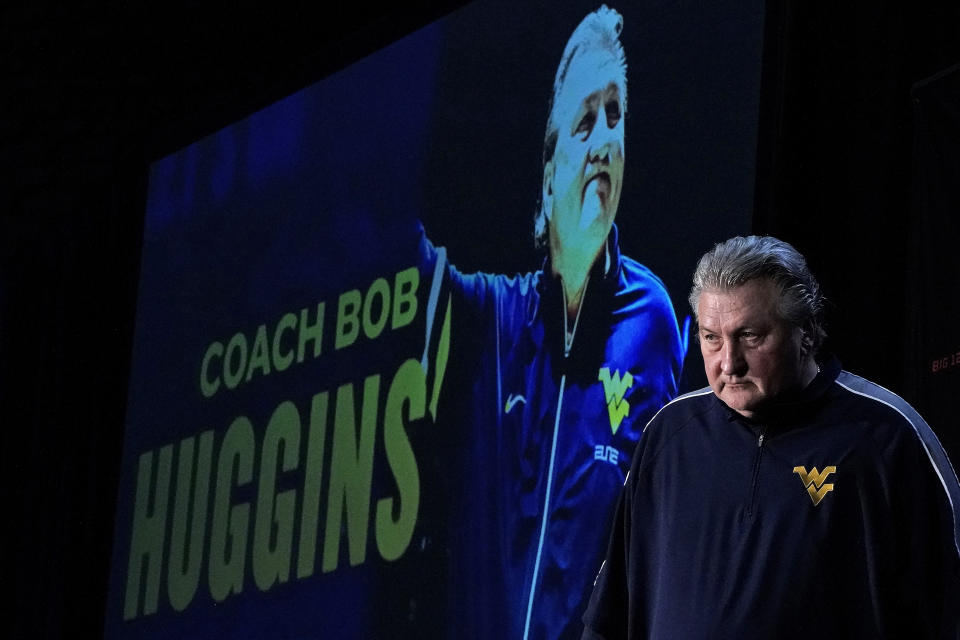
top-left (542, 161), bottom-right (554, 221)
top-left (799, 324), bottom-right (814, 355)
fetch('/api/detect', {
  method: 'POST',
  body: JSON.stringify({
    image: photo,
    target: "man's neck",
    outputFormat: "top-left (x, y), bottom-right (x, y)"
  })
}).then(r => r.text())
top-left (562, 274), bottom-right (589, 327)
top-left (550, 237), bottom-right (607, 324)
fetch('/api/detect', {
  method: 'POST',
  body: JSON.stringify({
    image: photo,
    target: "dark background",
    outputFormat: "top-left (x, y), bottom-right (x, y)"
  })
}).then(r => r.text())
top-left (3, 1), bottom-right (959, 637)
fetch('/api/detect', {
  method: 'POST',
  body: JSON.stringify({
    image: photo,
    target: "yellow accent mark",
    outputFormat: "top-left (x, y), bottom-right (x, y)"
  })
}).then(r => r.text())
top-left (598, 367), bottom-right (634, 435)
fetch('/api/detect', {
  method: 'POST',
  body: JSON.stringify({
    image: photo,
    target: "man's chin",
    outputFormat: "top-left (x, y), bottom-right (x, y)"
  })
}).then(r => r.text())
top-left (720, 387), bottom-right (761, 416)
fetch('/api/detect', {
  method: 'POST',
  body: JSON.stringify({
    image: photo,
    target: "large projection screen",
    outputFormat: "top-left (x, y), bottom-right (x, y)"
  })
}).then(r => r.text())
top-left (105, 1), bottom-right (764, 638)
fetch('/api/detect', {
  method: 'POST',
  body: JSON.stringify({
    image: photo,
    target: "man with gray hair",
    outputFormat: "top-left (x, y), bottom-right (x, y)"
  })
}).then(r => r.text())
top-left (536, 2), bottom-right (628, 328)
top-left (581, 236), bottom-right (960, 638)
top-left (417, 6), bottom-right (685, 639)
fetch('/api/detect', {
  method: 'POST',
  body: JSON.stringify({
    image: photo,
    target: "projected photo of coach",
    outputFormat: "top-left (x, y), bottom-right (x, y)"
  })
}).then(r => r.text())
top-left (417, 6), bottom-right (686, 638)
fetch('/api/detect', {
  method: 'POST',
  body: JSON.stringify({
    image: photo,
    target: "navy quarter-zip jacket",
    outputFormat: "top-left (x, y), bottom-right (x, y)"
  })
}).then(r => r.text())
top-left (582, 356), bottom-right (960, 639)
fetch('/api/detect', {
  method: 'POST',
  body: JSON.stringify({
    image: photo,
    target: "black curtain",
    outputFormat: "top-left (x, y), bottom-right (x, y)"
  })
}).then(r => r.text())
top-left (755, 0), bottom-right (960, 429)
top-left (905, 63), bottom-right (960, 466)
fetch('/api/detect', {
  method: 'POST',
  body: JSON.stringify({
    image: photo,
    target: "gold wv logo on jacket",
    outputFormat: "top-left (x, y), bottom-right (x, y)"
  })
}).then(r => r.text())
top-left (793, 466), bottom-right (836, 506)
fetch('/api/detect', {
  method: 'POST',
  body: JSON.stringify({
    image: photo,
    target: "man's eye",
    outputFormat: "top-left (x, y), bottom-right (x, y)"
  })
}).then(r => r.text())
top-left (605, 101), bottom-right (621, 127)
top-left (576, 112), bottom-right (596, 136)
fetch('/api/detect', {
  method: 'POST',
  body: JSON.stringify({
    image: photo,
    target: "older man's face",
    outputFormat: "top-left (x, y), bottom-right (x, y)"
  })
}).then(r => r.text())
top-left (697, 279), bottom-right (809, 418)
top-left (546, 50), bottom-right (625, 266)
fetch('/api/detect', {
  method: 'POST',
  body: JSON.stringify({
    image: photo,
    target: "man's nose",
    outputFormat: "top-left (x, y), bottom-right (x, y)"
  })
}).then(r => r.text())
top-left (720, 340), bottom-right (746, 376)
top-left (587, 126), bottom-right (615, 165)
top-left (588, 142), bottom-right (610, 165)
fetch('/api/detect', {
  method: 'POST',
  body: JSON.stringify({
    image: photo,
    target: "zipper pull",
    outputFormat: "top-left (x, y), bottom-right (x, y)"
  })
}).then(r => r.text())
top-left (758, 432), bottom-right (765, 448)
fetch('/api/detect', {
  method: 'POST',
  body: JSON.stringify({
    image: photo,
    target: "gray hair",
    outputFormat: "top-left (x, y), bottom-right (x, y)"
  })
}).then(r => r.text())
top-left (534, 5), bottom-right (628, 248)
top-left (688, 236), bottom-right (827, 352)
